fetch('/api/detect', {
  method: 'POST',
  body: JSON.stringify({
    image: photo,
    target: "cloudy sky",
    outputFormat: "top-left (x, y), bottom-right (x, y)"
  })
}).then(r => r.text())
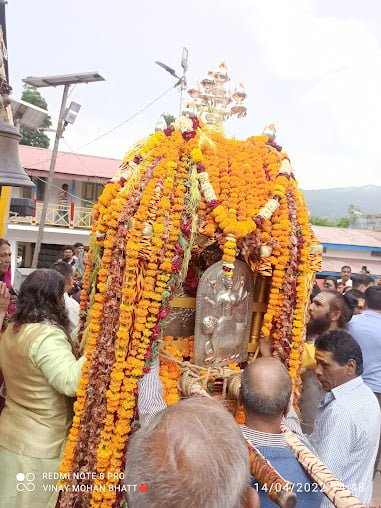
top-left (6, 0), bottom-right (381, 189)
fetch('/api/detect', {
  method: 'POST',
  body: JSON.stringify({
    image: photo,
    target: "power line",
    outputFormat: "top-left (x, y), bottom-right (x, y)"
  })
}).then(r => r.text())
top-left (77, 84), bottom-right (174, 149)
top-left (22, 85), bottom-right (175, 168)
top-left (33, 175), bottom-right (97, 206)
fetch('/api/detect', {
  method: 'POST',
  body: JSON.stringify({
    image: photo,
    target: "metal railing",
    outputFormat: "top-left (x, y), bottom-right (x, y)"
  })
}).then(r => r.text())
top-left (9, 202), bottom-right (94, 229)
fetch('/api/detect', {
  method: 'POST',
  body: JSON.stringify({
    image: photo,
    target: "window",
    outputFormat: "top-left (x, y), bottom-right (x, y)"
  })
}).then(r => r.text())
top-left (17, 245), bottom-right (26, 267)
top-left (36, 177), bottom-right (46, 201)
top-left (82, 182), bottom-right (104, 206)
top-left (371, 250), bottom-right (381, 257)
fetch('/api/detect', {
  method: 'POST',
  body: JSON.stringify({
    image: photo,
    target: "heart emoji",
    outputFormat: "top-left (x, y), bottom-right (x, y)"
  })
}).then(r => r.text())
top-left (138, 483), bottom-right (149, 492)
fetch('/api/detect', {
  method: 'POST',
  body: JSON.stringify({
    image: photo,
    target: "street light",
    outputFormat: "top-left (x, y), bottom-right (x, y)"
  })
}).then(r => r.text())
top-left (155, 47), bottom-right (188, 115)
top-left (26, 72), bottom-right (105, 269)
top-left (10, 97), bottom-right (49, 132)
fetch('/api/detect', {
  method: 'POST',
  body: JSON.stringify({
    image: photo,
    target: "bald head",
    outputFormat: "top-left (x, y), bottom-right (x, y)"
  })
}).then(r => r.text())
top-left (126, 397), bottom-right (250, 508)
top-left (240, 357), bottom-right (292, 417)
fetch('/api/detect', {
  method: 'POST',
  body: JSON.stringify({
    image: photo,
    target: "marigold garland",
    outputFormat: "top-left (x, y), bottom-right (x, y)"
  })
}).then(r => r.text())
top-left (58, 115), bottom-right (321, 508)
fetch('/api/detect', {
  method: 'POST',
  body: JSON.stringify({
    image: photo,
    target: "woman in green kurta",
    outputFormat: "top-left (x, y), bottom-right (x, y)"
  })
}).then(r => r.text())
top-left (0, 269), bottom-right (85, 508)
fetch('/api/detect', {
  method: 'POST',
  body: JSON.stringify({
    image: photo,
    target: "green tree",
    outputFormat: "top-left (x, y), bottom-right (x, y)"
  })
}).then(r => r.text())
top-left (311, 217), bottom-right (335, 227)
top-left (335, 217), bottom-right (350, 228)
top-left (19, 84), bottom-right (52, 148)
top-left (311, 216), bottom-right (349, 228)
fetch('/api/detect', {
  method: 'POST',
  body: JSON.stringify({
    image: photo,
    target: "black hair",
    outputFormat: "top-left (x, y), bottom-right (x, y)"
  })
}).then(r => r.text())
top-left (52, 261), bottom-right (73, 283)
top-left (73, 242), bottom-right (84, 248)
top-left (345, 288), bottom-right (365, 301)
top-left (315, 329), bottom-right (363, 376)
top-left (364, 286), bottom-right (381, 310)
top-left (323, 289), bottom-right (353, 327)
top-left (310, 281), bottom-right (321, 301)
top-left (341, 265), bottom-right (351, 271)
top-left (351, 274), bottom-right (373, 290)
top-left (62, 245), bottom-right (74, 253)
top-left (12, 269), bottom-right (69, 333)
top-left (0, 239), bottom-right (10, 248)
top-left (323, 276), bottom-right (338, 289)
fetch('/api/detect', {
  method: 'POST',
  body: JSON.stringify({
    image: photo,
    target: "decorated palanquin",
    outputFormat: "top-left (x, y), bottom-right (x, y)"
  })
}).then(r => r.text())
top-left (57, 118), bottom-right (323, 507)
top-left (57, 66), bottom-right (329, 506)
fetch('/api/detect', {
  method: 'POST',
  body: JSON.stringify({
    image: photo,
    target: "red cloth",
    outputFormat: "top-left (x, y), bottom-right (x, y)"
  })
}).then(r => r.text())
top-left (1, 266), bottom-right (15, 316)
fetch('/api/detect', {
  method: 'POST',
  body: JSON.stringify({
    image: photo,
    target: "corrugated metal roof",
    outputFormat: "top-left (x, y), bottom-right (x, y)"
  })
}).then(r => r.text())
top-left (312, 225), bottom-right (381, 248)
top-left (19, 145), bottom-right (121, 180)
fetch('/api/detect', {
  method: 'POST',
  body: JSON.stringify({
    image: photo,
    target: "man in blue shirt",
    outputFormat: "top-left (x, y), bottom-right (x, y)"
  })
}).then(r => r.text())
top-left (241, 357), bottom-right (322, 507)
top-left (347, 285), bottom-right (381, 477)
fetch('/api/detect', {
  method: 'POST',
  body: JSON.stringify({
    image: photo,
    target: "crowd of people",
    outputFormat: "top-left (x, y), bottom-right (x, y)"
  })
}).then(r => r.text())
top-left (0, 242), bottom-right (380, 507)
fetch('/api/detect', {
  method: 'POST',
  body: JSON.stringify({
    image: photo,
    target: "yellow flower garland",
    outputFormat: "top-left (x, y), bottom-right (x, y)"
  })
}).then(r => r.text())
top-left (60, 117), bottom-right (321, 507)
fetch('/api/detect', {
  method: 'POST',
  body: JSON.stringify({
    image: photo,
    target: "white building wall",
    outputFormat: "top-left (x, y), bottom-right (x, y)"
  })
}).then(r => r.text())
top-left (325, 247), bottom-right (374, 261)
top-left (7, 224), bottom-right (90, 281)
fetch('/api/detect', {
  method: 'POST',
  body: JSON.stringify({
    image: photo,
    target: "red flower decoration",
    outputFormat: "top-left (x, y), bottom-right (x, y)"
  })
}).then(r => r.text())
top-left (158, 307), bottom-right (171, 319)
top-left (182, 130), bottom-right (196, 141)
top-left (191, 116), bottom-right (200, 130)
top-left (207, 199), bottom-right (220, 210)
top-left (181, 218), bottom-right (192, 235)
top-left (151, 325), bottom-right (161, 339)
top-left (164, 125), bottom-right (175, 136)
top-left (175, 241), bottom-right (184, 255)
top-left (172, 258), bottom-right (182, 272)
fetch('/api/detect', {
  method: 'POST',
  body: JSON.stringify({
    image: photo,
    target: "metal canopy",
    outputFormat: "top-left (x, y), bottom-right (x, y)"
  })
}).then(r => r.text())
top-left (22, 72), bottom-right (105, 88)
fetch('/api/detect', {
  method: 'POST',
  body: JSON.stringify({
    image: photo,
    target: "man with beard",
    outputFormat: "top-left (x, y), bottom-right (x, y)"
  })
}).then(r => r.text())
top-left (299, 290), bottom-right (354, 432)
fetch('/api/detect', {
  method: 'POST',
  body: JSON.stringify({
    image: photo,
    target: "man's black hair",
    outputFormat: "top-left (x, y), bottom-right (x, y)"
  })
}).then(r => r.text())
top-left (315, 329), bottom-right (363, 376)
top-left (351, 274), bottom-right (373, 290)
top-left (322, 289), bottom-right (353, 327)
top-left (364, 286), bottom-right (381, 311)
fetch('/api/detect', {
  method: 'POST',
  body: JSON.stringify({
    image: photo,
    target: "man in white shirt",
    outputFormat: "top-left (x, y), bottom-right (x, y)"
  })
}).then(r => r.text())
top-left (337, 264), bottom-right (352, 289)
top-left (286, 329), bottom-right (381, 506)
top-left (51, 261), bottom-right (79, 332)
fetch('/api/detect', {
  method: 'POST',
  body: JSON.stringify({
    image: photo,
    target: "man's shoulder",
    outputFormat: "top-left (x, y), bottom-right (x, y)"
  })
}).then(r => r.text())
top-left (347, 312), bottom-right (365, 327)
top-left (330, 380), bottom-right (379, 420)
top-left (350, 310), bottom-right (381, 325)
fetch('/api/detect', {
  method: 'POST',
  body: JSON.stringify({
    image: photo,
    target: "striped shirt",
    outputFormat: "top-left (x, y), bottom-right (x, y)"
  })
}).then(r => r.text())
top-left (137, 359), bottom-right (166, 426)
top-left (288, 376), bottom-right (380, 507)
top-left (241, 425), bottom-right (322, 507)
top-left (241, 426), bottom-right (287, 447)
top-left (58, 189), bottom-right (69, 206)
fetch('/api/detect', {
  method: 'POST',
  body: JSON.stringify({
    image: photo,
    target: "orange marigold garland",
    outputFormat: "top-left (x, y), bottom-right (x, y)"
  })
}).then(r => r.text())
top-left (59, 115), bottom-right (321, 508)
